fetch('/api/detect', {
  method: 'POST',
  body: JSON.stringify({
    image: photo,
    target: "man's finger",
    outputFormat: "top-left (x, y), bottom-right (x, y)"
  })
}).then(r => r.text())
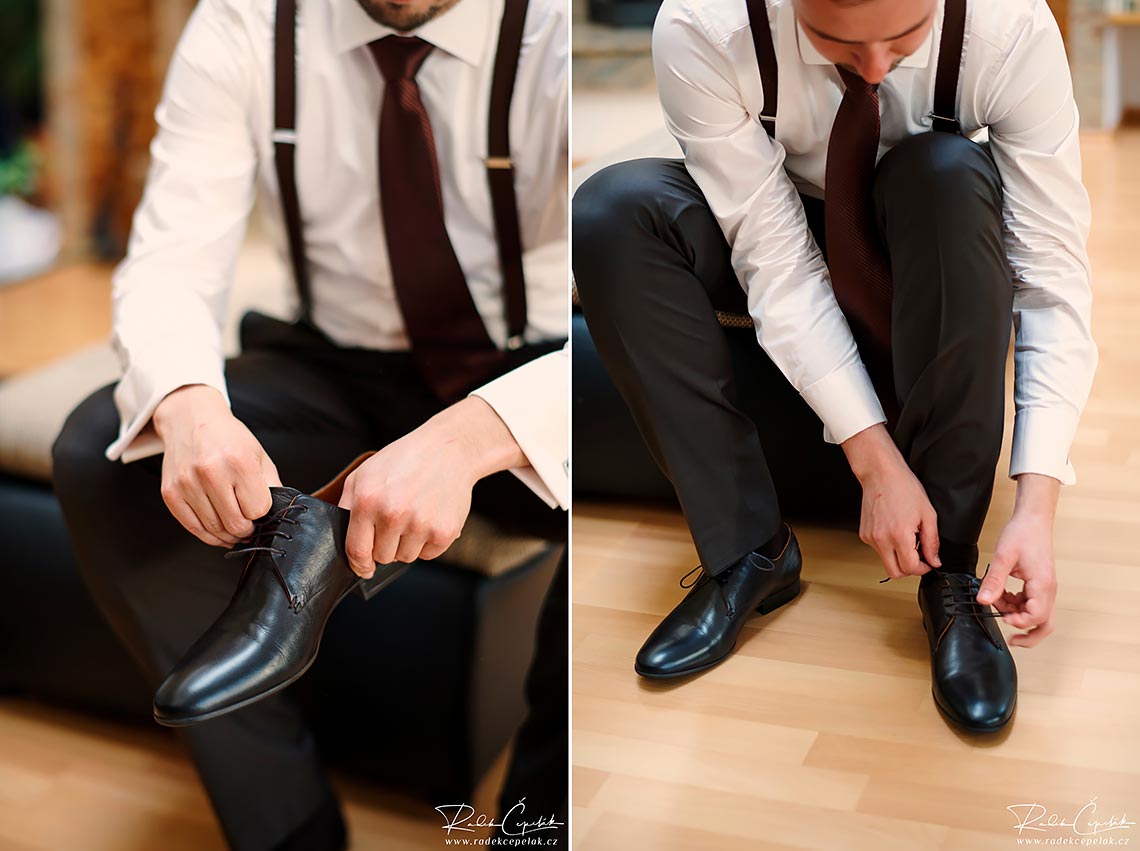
top-left (918, 512), bottom-right (941, 567)
top-left (393, 530), bottom-right (429, 564)
top-left (1009, 616), bottom-right (1054, 648)
top-left (372, 526), bottom-right (400, 567)
top-left (235, 468), bottom-right (274, 522)
top-left (977, 552), bottom-right (1014, 605)
top-left (183, 486), bottom-right (239, 545)
top-left (894, 531), bottom-right (925, 576)
top-left (344, 513), bottom-right (377, 579)
top-left (168, 498), bottom-right (232, 548)
top-left (880, 546), bottom-right (903, 580)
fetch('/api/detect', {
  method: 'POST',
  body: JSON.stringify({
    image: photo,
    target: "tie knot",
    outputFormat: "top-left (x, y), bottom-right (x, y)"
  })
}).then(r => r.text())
top-left (837, 66), bottom-right (877, 96)
top-left (369, 35), bottom-right (433, 82)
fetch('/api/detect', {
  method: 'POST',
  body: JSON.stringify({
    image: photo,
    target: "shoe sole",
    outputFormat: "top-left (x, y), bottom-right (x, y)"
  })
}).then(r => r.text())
top-left (153, 565), bottom-right (409, 727)
top-left (634, 578), bottom-right (801, 680)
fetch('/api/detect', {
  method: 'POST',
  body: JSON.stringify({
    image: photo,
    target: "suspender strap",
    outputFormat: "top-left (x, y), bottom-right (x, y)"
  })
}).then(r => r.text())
top-left (273, 0), bottom-right (313, 322)
top-left (932, 0), bottom-right (966, 133)
top-left (273, 0), bottom-right (530, 340)
top-left (486, 0), bottom-right (530, 349)
top-left (745, 0), bottom-right (777, 138)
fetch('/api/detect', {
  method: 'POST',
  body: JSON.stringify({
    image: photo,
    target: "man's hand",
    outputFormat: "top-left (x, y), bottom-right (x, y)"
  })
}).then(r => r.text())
top-left (339, 396), bottom-right (525, 578)
top-left (843, 424), bottom-right (941, 579)
top-left (153, 384), bottom-right (282, 548)
top-left (978, 473), bottom-right (1061, 648)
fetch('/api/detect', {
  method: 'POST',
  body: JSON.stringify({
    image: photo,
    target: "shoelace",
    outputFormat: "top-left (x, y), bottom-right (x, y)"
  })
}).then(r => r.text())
top-left (224, 501), bottom-right (310, 613)
top-left (882, 566), bottom-right (1003, 650)
top-left (678, 551), bottom-right (777, 619)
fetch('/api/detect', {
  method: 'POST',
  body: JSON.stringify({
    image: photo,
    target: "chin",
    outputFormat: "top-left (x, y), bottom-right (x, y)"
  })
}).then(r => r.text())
top-left (356, 0), bottom-right (459, 31)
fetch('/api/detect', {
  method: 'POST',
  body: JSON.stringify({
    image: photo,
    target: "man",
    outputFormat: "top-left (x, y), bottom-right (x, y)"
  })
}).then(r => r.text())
top-left (51, 0), bottom-right (568, 847)
top-left (573, 0), bottom-right (1095, 733)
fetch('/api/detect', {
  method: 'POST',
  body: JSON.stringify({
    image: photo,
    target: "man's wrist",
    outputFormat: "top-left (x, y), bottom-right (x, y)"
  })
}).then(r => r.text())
top-left (1012, 472), bottom-right (1061, 524)
top-left (429, 395), bottom-right (526, 484)
top-left (842, 423), bottom-right (899, 483)
top-left (152, 384), bottom-right (226, 438)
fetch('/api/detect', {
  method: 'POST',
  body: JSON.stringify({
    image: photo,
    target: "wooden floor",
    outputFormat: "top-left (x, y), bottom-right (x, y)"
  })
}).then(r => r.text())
top-left (572, 131), bottom-right (1140, 849)
top-left (0, 697), bottom-right (509, 850)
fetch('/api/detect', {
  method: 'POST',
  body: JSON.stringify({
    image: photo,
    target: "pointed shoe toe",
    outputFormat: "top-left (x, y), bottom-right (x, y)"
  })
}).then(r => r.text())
top-left (634, 527), bottom-right (803, 680)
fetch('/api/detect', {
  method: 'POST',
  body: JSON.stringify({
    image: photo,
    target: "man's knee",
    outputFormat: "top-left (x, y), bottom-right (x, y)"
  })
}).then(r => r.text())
top-left (52, 383), bottom-right (123, 497)
top-left (874, 132), bottom-right (1003, 220)
top-left (573, 157), bottom-right (694, 292)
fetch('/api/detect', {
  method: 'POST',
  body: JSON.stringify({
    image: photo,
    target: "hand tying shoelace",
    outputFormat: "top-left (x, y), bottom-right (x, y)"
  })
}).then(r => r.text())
top-left (678, 552), bottom-right (777, 618)
top-left (224, 501), bottom-right (311, 612)
top-left (879, 562), bottom-right (1002, 616)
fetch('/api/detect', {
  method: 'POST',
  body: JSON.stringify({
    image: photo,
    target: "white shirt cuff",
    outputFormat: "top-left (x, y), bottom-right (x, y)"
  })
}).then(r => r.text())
top-left (1009, 405), bottom-right (1080, 486)
top-left (799, 361), bottom-right (887, 445)
top-left (468, 348), bottom-right (568, 510)
top-left (105, 357), bottom-right (229, 463)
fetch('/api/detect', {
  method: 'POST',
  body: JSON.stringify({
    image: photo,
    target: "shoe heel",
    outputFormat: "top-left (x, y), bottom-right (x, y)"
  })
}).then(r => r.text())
top-left (354, 563), bottom-right (411, 601)
top-left (756, 578), bottom-right (801, 615)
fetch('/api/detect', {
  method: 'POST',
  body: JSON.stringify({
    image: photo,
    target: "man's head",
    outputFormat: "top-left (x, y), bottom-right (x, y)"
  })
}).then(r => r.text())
top-left (354, 0), bottom-right (463, 33)
top-left (794, 0), bottom-right (938, 85)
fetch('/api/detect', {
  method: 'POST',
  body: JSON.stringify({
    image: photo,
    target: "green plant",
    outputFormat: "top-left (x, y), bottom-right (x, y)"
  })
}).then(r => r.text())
top-left (0, 139), bottom-right (39, 196)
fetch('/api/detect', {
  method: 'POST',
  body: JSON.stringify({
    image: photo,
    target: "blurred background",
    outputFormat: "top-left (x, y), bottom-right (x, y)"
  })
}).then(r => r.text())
top-left (0, 1), bottom-right (563, 848)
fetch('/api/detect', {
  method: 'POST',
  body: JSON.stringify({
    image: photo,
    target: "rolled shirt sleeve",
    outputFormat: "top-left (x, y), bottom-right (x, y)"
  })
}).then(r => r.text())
top-left (104, 0), bottom-right (258, 463)
top-left (983, 0), bottom-right (1098, 485)
top-left (469, 345), bottom-right (569, 510)
top-left (651, 0), bottom-right (886, 446)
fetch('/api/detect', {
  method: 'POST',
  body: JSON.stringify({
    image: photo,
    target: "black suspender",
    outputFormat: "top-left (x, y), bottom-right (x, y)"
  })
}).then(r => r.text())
top-left (488, 0), bottom-right (530, 349)
top-left (272, 0), bottom-right (531, 342)
top-left (746, 0), bottom-right (967, 139)
top-left (745, 0), bottom-right (777, 138)
top-left (931, 0), bottom-right (966, 133)
top-left (272, 0), bottom-right (312, 321)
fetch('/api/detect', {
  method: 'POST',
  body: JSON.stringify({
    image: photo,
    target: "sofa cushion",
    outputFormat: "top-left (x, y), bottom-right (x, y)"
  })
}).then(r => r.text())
top-left (0, 343), bottom-right (122, 482)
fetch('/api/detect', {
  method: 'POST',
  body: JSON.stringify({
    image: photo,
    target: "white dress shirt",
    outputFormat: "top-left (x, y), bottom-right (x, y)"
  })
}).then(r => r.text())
top-left (652, 0), bottom-right (1097, 485)
top-left (105, 0), bottom-right (569, 508)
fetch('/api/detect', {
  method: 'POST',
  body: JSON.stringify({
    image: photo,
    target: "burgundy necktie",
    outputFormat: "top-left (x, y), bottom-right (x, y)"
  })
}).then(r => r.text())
top-left (369, 35), bottom-right (505, 402)
top-left (824, 66), bottom-right (898, 425)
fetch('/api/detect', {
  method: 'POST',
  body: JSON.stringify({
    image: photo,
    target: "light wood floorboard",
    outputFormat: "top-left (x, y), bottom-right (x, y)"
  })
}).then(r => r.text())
top-left (571, 131), bottom-right (1140, 849)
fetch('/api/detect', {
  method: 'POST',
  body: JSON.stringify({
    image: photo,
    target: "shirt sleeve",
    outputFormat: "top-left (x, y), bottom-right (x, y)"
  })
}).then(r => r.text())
top-left (651, 0), bottom-right (886, 445)
top-left (469, 345), bottom-right (568, 510)
top-left (983, 0), bottom-right (1098, 485)
top-left (104, 0), bottom-right (258, 463)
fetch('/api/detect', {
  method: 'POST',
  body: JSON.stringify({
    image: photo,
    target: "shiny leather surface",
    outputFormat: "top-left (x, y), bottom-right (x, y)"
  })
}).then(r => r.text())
top-left (153, 485), bottom-right (404, 726)
top-left (635, 528), bottom-right (803, 678)
top-left (918, 570), bottom-right (1017, 732)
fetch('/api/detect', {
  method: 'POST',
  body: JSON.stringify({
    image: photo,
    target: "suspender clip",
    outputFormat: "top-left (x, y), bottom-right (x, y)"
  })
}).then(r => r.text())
top-left (486, 156), bottom-right (513, 170)
top-left (272, 128), bottom-right (298, 145)
top-left (928, 112), bottom-right (961, 133)
top-left (506, 334), bottom-right (525, 351)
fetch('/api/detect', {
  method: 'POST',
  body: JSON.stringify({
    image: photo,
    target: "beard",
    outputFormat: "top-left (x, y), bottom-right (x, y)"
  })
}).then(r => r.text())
top-left (354, 0), bottom-right (463, 32)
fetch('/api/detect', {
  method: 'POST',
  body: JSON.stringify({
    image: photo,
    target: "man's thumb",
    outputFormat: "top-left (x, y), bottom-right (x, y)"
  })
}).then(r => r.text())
top-left (977, 552), bottom-right (1013, 604)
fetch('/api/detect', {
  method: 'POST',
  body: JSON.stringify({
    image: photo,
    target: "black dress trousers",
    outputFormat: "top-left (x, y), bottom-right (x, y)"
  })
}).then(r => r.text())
top-left (573, 131), bottom-right (1012, 576)
top-left (51, 315), bottom-right (567, 851)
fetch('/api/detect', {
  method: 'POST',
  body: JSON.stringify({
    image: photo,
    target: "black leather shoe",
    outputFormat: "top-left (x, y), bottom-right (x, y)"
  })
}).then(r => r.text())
top-left (635, 525), bottom-right (802, 678)
top-left (917, 568), bottom-right (1017, 733)
top-left (154, 453), bottom-right (406, 726)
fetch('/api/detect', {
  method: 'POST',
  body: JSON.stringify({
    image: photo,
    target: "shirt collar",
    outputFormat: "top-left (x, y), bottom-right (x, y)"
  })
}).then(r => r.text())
top-left (793, 12), bottom-right (935, 70)
top-left (331, 0), bottom-right (492, 68)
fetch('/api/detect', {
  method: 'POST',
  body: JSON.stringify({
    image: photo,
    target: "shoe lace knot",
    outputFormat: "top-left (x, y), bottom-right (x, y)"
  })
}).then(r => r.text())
top-left (678, 551), bottom-right (776, 619)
